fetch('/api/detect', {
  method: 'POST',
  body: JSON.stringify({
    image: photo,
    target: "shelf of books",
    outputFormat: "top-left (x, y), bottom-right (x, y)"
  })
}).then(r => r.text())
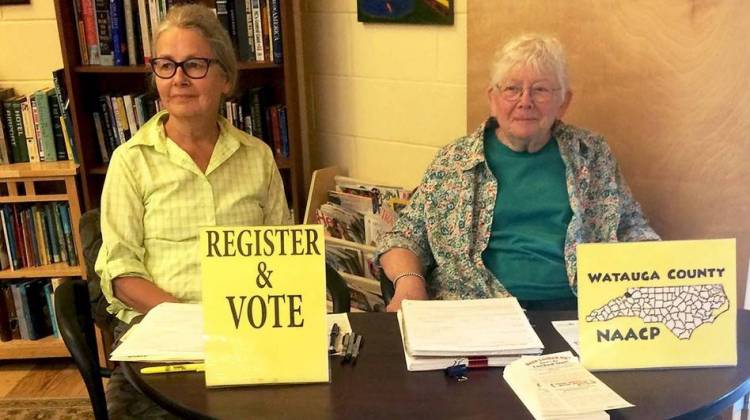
top-left (304, 167), bottom-right (413, 312)
top-left (53, 0), bottom-right (305, 220)
top-left (0, 153), bottom-right (84, 357)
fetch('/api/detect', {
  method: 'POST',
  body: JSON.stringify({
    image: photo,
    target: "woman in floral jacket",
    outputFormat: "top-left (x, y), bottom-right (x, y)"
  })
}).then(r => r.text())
top-left (376, 34), bottom-right (659, 312)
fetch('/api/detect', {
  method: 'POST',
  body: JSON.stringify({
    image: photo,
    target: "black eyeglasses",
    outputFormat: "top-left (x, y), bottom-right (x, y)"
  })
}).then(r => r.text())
top-left (150, 57), bottom-right (218, 79)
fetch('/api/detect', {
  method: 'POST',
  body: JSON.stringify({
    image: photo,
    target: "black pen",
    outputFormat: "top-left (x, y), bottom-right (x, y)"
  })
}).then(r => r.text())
top-left (328, 323), bottom-right (340, 354)
top-left (351, 334), bottom-right (363, 365)
top-left (343, 333), bottom-right (356, 363)
top-left (341, 333), bottom-right (351, 357)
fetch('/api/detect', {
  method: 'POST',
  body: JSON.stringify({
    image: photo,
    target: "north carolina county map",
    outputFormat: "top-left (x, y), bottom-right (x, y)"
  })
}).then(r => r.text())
top-left (585, 285), bottom-right (729, 339)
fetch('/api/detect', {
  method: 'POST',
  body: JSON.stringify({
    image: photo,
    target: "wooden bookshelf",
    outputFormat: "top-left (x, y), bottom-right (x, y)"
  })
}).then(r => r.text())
top-left (52, 0), bottom-right (306, 220)
top-left (0, 161), bottom-right (85, 359)
top-left (0, 335), bottom-right (70, 359)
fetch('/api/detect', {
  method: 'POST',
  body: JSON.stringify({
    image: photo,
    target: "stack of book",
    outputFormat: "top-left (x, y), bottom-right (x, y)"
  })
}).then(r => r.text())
top-left (73, 0), bottom-right (284, 66)
top-left (0, 70), bottom-right (77, 164)
top-left (221, 87), bottom-right (290, 159)
top-left (397, 298), bottom-right (544, 371)
top-left (0, 278), bottom-right (66, 342)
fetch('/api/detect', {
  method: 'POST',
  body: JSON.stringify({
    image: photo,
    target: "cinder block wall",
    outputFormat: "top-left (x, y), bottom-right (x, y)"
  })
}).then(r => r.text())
top-left (0, 2), bottom-right (63, 95)
top-left (300, 0), bottom-right (468, 188)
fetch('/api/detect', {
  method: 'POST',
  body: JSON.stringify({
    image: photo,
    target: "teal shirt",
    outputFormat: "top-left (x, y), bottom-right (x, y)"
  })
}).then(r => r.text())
top-left (481, 129), bottom-right (574, 300)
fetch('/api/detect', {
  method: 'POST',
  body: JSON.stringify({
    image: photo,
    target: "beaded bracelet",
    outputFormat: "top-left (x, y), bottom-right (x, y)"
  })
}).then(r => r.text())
top-left (392, 272), bottom-right (426, 289)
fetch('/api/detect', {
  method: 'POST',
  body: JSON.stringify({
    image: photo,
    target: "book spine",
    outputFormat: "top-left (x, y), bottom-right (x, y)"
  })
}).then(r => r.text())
top-left (3, 100), bottom-right (19, 163)
top-left (29, 95), bottom-right (45, 161)
top-left (147, 0), bottom-right (160, 41)
top-left (51, 203), bottom-right (68, 265)
top-left (123, 94), bottom-right (139, 133)
top-left (250, 0), bottom-right (264, 61)
top-left (10, 206), bottom-right (26, 268)
top-left (19, 97), bottom-right (39, 163)
top-left (51, 69), bottom-right (78, 163)
top-left (32, 207), bottom-right (48, 266)
top-left (2, 285), bottom-right (20, 339)
top-left (110, 0), bottom-right (128, 66)
top-left (26, 280), bottom-right (53, 340)
top-left (43, 205), bottom-right (60, 264)
top-left (268, 105), bottom-right (281, 156)
top-left (0, 285), bottom-right (13, 341)
top-left (80, 0), bottom-right (101, 64)
top-left (261, 0), bottom-right (271, 62)
top-left (24, 209), bottom-right (40, 266)
top-left (58, 204), bottom-right (79, 267)
top-left (100, 96), bottom-right (118, 153)
top-left (44, 282), bottom-right (60, 338)
top-left (48, 93), bottom-right (69, 160)
top-left (94, 0), bottom-right (115, 65)
top-left (112, 96), bottom-right (130, 142)
top-left (72, 0), bottom-right (90, 64)
top-left (0, 100), bottom-right (10, 164)
top-left (0, 207), bottom-right (16, 270)
top-left (34, 90), bottom-right (58, 162)
top-left (136, 0), bottom-right (152, 63)
top-left (124, 0), bottom-right (137, 65)
top-left (278, 104), bottom-right (289, 157)
top-left (10, 284), bottom-right (29, 340)
top-left (92, 112), bottom-right (111, 163)
top-left (231, 0), bottom-right (250, 61)
top-left (270, 0), bottom-right (282, 64)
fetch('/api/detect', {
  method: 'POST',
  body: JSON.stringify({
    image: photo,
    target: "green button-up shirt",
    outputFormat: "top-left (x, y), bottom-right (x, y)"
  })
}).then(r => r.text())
top-left (96, 111), bottom-right (291, 323)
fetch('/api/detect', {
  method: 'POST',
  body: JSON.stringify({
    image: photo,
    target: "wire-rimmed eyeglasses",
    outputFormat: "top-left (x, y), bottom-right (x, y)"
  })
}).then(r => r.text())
top-left (150, 57), bottom-right (218, 79)
top-left (495, 84), bottom-right (561, 104)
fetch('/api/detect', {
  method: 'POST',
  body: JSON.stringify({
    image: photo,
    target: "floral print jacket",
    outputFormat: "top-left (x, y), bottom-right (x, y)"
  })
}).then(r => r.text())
top-left (375, 118), bottom-right (660, 299)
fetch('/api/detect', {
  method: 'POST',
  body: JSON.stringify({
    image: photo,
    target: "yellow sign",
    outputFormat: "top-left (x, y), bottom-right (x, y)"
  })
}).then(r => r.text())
top-left (200, 225), bottom-right (329, 386)
top-left (577, 239), bottom-right (736, 371)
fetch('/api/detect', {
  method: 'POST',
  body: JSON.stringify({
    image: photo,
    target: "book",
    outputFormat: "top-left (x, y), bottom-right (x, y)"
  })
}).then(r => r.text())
top-left (52, 69), bottom-right (78, 163)
top-left (44, 281), bottom-right (60, 338)
top-left (250, 0), bottom-right (264, 62)
top-left (123, 0), bottom-right (137, 65)
top-left (233, 0), bottom-right (252, 61)
top-left (50, 203), bottom-right (68, 264)
top-left (136, 0), bottom-right (152, 63)
top-left (2, 284), bottom-right (21, 339)
top-left (81, 0), bottom-right (101, 64)
top-left (0, 284), bottom-right (12, 341)
top-left (48, 91), bottom-right (70, 160)
top-left (11, 97), bottom-right (29, 162)
top-left (0, 87), bottom-right (15, 164)
top-left (57, 203), bottom-right (79, 266)
top-left (110, 0), bottom-right (128, 65)
top-left (33, 88), bottom-right (58, 162)
top-left (24, 279), bottom-right (54, 340)
top-left (269, 0), bottom-right (282, 64)
top-left (10, 283), bottom-right (31, 340)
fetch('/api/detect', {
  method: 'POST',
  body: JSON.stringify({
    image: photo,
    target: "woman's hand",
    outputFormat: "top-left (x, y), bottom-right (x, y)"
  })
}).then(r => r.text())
top-left (386, 274), bottom-right (429, 312)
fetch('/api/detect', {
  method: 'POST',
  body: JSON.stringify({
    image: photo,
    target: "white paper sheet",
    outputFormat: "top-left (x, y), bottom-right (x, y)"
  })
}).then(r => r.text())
top-left (551, 320), bottom-right (580, 355)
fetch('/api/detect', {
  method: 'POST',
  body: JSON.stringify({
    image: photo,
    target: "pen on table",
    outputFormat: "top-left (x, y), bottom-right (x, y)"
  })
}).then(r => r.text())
top-left (351, 334), bottom-right (363, 365)
top-left (328, 323), bottom-right (340, 354)
top-left (341, 333), bottom-right (351, 356)
top-left (343, 333), bottom-right (357, 363)
top-left (140, 363), bottom-right (205, 374)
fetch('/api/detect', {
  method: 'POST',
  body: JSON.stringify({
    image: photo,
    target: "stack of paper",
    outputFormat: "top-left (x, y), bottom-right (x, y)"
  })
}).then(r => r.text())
top-left (398, 298), bottom-right (544, 371)
top-left (109, 303), bottom-right (352, 363)
top-left (503, 352), bottom-right (633, 419)
top-left (110, 303), bottom-right (205, 362)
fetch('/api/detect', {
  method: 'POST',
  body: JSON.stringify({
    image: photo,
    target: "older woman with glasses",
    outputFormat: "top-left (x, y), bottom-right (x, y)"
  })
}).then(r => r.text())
top-left (96, 4), bottom-right (290, 326)
top-left (376, 34), bottom-right (659, 312)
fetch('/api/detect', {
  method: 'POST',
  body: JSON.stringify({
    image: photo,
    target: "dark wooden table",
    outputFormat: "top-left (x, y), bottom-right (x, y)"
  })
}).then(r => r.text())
top-left (123, 310), bottom-right (750, 420)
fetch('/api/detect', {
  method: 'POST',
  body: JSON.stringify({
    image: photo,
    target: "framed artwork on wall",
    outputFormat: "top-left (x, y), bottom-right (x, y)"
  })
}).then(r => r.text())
top-left (358, 0), bottom-right (454, 25)
top-left (0, 0), bottom-right (31, 4)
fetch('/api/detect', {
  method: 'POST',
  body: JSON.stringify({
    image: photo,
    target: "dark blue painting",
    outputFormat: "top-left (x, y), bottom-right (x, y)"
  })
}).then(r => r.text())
top-left (358, 0), bottom-right (454, 25)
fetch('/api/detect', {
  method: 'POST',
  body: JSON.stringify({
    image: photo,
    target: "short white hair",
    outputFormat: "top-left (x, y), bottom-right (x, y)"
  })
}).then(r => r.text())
top-left (489, 34), bottom-right (569, 98)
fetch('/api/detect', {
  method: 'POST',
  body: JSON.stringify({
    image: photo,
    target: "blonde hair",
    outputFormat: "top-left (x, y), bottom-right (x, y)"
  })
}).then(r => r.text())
top-left (153, 4), bottom-right (238, 94)
top-left (489, 34), bottom-right (569, 98)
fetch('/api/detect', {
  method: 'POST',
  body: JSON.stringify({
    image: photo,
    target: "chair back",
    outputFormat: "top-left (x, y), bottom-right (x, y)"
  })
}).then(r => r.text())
top-left (55, 279), bottom-right (109, 420)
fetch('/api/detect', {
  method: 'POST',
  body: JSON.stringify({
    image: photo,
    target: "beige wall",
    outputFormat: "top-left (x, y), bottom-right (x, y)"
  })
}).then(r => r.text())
top-left (299, 0), bottom-right (467, 189)
top-left (0, 2), bottom-right (62, 95)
